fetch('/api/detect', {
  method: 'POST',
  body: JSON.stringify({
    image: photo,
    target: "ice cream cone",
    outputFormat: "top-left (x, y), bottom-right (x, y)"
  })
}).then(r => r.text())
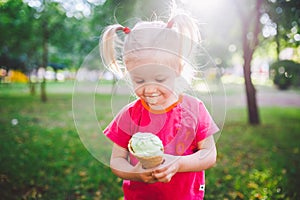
top-left (128, 142), bottom-right (164, 169)
top-left (128, 132), bottom-right (164, 169)
top-left (135, 155), bottom-right (164, 169)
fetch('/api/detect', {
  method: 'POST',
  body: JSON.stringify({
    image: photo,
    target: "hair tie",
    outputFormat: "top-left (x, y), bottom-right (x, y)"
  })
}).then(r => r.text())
top-left (166, 20), bottom-right (174, 28)
top-left (123, 27), bottom-right (131, 34)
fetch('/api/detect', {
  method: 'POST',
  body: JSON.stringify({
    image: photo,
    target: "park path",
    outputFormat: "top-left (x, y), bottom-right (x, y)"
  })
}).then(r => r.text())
top-left (223, 85), bottom-right (300, 108)
top-left (257, 88), bottom-right (300, 107)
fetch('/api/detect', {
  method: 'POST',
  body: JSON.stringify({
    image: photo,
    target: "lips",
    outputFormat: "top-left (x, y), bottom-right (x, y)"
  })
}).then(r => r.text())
top-left (145, 93), bottom-right (160, 104)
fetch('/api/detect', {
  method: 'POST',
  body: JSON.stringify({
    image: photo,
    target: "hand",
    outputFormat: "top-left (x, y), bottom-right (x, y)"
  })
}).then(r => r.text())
top-left (152, 154), bottom-right (181, 183)
top-left (132, 162), bottom-right (158, 183)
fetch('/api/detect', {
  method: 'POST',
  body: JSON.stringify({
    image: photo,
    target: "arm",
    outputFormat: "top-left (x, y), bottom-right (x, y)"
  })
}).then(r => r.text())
top-left (153, 135), bottom-right (217, 182)
top-left (110, 143), bottom-right (157, 183)
top-left (178, 135), bottom-right (217, 172)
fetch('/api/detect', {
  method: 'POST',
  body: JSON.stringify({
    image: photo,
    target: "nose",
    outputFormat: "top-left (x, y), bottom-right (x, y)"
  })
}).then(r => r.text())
top-left (144, 84), bottom-right (157, 94)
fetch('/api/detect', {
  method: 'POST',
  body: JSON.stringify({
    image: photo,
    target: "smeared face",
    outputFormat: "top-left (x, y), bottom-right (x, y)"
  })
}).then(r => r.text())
top-left (126, 53), bottom-right (181, 110)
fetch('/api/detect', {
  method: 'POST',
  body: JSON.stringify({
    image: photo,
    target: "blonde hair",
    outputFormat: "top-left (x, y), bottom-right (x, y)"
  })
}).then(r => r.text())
top-left (100, 11), bottom-right (201, 81)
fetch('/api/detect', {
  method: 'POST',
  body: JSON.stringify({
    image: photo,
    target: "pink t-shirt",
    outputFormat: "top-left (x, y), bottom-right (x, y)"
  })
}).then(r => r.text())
top-left (104, 94), bottom-right (219, 200)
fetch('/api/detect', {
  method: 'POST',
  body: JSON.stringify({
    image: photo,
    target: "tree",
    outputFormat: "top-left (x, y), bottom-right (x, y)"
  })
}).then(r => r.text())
top-left (3, 0), bottom-right (103, 101)
top-left (0, 0), bottom-right (37, 71)
top-left (182, 0), bottom-right (263, 125)
top-left (266, 0), bottom-right (300, 61)
top-left (231, 0), bottom-right (264, 125)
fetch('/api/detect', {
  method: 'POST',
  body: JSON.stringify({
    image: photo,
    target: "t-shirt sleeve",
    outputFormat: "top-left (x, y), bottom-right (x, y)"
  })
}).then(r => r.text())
top-left (103, 107), bottom-right (133, 149)
top-left (195, 101), bottom-right (219, 142)
top-left (104, 120), bottom-right (131, 149)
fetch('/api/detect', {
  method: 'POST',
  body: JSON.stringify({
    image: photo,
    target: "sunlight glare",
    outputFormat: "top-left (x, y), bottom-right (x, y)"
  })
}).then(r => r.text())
top-left (180, 0), bottom-right (225, 15)
top-left (23, 0), bottom-right (42, 8)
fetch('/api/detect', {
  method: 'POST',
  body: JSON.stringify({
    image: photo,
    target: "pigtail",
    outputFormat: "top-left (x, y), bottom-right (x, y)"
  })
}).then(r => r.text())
top-left (167, 13), bottom-right (201, 44)
top-left (166, 13), bottom-right (201, 84)
top-left (100, 24), bottom-right (129, 77)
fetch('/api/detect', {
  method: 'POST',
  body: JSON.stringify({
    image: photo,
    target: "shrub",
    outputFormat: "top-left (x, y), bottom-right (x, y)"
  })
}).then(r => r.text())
top-left (270, 60), bottom-right (300, 90)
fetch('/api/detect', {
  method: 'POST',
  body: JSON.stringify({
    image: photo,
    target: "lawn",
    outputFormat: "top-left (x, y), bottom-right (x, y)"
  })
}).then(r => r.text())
top-left (0, 82), bottom-right (299, 199)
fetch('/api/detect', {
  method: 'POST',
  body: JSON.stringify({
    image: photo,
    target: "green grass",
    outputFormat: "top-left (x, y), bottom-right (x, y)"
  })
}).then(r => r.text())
top-left (0, 85), bottom-right (123, 200)
top-left (0, 83), bottom-right (299, 199)
top-left (206, 108), bottom-right (300, 200)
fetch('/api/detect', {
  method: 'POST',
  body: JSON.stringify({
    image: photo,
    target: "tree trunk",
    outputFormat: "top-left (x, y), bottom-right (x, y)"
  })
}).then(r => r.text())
top-left (41, 20), bottom-right (48, 102)
top-left (243, 42), bottom-right (260, 125)
top-left (275, 25), bottom-right (280, 61)
top-left (29, 80), bottom-right (36, 95)
top-left (240, 0), bottom-right (263, 125)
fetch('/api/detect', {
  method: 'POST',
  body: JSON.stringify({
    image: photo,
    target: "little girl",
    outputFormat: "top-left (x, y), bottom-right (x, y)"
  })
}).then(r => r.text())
top-left (100, 10), bottom-right (219, 200)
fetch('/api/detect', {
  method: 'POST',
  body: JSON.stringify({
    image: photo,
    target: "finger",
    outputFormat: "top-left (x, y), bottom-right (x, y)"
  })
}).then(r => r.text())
top-left (154, 163), bottom-right (175, 175)
top-left (157, 173), bottom-right (173, 183)
top-left (139, 170), bottom-right (156, 183)
top-left (146, 174), bottom-right (158, 183)
top-left (153, 169), bottom-right (169, 180)
top-left (153, 164), bottom-right (169, 173)
top-left (164, 173), bottom-right (173, 182)
top-left (154, 157), bottom-right (178, 173)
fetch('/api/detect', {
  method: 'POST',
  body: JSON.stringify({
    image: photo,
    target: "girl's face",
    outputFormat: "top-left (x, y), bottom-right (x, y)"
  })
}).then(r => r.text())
top-left (127, 61), bottom-right (180, 110)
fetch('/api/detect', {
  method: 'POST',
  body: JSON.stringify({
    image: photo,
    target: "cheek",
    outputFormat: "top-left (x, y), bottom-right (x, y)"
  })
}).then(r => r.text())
top-left (157, 85), bottom-right (174, 97)
top-left (133, 86), bottom-right (143, 96)
top-left (161, 80), bottom-right (176, 91)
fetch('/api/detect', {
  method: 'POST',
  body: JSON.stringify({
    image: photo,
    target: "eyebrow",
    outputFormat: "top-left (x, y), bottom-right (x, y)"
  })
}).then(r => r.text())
top-left (155, 74), bottom-right (167, 78)
top-left (131, 75), bottom-right (143, 79)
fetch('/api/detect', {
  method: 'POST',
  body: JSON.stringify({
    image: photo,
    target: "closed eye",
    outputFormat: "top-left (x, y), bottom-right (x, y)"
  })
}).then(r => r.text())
top-left (155, 76), bottom-right (167, 83)
top-left (134, 79), bottom-right (144, 84)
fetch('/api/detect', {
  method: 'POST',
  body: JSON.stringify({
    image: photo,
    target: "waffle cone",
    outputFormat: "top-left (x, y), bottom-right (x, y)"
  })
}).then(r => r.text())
top-left (135, 155), bottom-right (164, 169)
top-left (128, 140), bottom-right (164, 169)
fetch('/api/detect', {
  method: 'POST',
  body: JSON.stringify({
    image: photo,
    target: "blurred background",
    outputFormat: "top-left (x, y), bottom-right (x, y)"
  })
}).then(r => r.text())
top-left (1, 0), bottom-right (300, 199)
top-left (1, 0), bottom-right (299, 91)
